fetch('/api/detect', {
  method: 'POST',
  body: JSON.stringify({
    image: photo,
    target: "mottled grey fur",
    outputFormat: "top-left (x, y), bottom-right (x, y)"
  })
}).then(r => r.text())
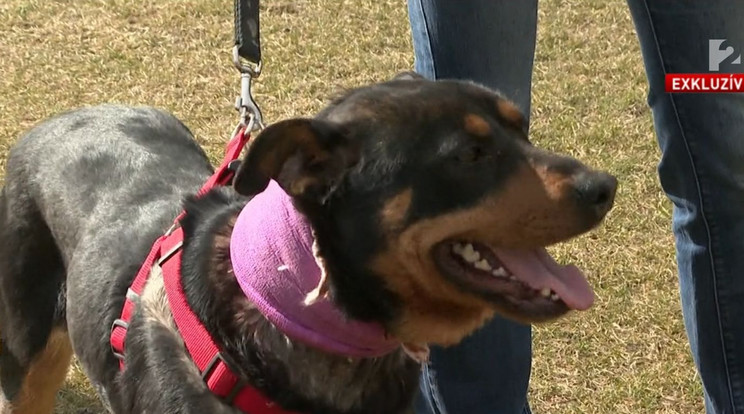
top-left (0, 105), bottom-right (227, 412)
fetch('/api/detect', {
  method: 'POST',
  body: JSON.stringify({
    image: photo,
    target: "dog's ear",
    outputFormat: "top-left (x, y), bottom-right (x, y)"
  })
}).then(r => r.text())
top-left (392, 71), bottom-right (426, 81)
top-left (233, 118), bottom-right (359, 203)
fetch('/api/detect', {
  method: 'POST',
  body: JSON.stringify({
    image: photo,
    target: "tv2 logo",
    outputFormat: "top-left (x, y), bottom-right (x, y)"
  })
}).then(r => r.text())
top-left (709, 39), bottom-right (742, 71)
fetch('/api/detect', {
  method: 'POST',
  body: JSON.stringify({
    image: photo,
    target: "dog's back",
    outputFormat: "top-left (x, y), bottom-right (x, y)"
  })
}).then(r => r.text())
top-left (5, 105), bottom-right (212, 248)
top-left (0, 105), bottom-right (212, 412)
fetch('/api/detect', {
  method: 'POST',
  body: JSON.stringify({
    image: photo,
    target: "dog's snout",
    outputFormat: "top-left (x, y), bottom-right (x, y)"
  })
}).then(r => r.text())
top-left (573, 171), bottom-right (617, 218)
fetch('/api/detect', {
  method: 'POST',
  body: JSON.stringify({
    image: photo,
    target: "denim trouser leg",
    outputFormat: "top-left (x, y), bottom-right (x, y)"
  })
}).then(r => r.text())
top-left (408, 1), bottom-right (538, 413)
top-left (407, 0), bottom-right (538, 116)
top-left (628, 2), bottom-right (744, 413)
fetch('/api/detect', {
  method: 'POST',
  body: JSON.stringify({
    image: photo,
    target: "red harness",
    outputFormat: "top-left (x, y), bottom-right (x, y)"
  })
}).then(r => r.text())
top-left (109, 128), bottom-right (297, 414)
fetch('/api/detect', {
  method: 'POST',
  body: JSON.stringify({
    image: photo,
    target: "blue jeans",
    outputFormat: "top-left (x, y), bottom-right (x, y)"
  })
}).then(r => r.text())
top-left (409, 1), bottom-right (744, 413)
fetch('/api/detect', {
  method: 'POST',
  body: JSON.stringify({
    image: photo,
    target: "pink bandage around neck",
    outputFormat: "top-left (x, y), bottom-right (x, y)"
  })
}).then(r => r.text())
top-left (229, 181), bottom-right (399, 358)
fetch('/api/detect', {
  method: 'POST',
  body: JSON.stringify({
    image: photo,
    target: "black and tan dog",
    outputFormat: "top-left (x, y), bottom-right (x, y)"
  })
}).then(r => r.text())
top-left (0, 73), bottom-right (616, 414)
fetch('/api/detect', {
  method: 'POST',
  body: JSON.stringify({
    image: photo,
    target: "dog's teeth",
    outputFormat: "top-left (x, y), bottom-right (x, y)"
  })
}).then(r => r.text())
top-left (452, 243), bottom-right (465, 255)
top-left (462, 244), bottom-right (480, 263)
top-left (492, 267), bottom-right (507, 277)
top-left (509, 275), bottom-right (516, 281)
top-left (461, 248), bottom-right (472, 257)
top-left (474, 259), bottom-right (492, 271)
top-left (540, 288), bottom-right (552, 298)
top-left (463, 243), bottom-right (475, 255)
top-left (550, 293), bottom-right (560, 301)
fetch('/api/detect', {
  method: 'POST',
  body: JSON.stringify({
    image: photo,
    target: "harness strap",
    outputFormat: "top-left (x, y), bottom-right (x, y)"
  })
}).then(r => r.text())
top-left (110, 127), bottom-right (248, 363)
top-left (160, 236), bottom-right (292, 411)
top-left (234, 0), bottom-right (261, 65)
top-left (109, 127), bottom-right (295, 413)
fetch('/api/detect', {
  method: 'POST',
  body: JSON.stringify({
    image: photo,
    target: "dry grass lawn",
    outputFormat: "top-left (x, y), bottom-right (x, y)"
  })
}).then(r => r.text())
top-left (0, 0), bottom-right (701, 413)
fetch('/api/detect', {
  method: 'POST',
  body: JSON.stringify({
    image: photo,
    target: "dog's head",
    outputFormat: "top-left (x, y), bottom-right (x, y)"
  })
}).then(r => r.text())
top-left (233, 73), bottom-right (616, 347)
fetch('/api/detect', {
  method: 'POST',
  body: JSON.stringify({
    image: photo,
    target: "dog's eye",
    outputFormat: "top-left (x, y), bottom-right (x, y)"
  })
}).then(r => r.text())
top-left (457, 144), bottom-right (490, 163)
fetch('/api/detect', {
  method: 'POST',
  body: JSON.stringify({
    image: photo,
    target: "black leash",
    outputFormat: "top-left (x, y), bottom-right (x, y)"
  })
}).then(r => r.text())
top-left (234, 0), bottom-right (261, 65)
top-left (233, 0), bottom-right (264, 132)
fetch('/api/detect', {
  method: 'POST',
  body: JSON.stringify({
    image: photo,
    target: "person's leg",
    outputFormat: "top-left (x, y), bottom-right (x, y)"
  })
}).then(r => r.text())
top-left (407, 1), bottom-right (538, 413)
top-left (627, 2), bottom-right (744, 413)
top-left (407, 0), bottom-right (538, 117)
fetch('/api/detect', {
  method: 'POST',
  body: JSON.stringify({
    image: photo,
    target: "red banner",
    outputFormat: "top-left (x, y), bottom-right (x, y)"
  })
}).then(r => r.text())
top-left (665, 73), bottom-right (744, 93)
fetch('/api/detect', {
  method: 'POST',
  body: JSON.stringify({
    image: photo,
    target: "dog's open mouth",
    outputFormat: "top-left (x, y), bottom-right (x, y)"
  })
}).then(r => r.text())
top-left (433, 240), bottom-right (594, 317)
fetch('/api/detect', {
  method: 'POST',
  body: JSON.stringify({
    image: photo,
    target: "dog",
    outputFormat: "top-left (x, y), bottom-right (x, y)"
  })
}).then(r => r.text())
top-left (0, 72), bottom-right (616, 414)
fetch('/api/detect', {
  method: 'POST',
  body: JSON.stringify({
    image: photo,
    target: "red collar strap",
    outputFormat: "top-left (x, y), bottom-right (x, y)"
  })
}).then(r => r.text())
top-left (109, 128), bottom-right (298, 414)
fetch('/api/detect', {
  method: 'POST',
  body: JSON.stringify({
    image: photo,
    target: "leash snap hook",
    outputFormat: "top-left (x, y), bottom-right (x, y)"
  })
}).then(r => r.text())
top-left (233, 46), bottom-right (264, 133)
top-left (234, 72), bottom-right (264, 133)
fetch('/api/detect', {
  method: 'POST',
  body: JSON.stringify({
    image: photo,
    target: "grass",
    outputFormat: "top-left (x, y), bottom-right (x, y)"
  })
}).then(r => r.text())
top-left (0, 0), bottom-right (701, 413)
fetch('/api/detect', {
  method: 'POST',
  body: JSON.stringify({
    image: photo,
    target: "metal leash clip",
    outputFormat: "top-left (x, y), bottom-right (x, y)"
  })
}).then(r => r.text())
top-left (233, 45), bottom-right (265, 134)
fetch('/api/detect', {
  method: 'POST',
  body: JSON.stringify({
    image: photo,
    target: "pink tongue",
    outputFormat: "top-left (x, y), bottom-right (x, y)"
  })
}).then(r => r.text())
top-left (493, 248), bottom-right (594, 310)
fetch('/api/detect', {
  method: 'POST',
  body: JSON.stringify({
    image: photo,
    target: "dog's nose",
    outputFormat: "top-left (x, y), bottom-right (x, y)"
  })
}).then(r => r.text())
top-left (573, 171), bottom-right (617, 218)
